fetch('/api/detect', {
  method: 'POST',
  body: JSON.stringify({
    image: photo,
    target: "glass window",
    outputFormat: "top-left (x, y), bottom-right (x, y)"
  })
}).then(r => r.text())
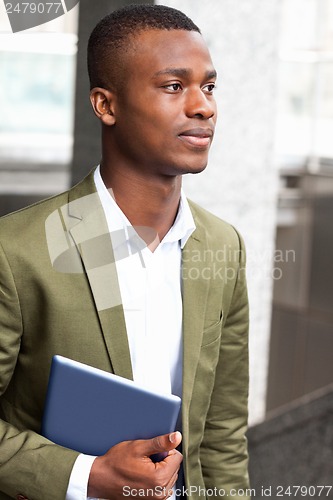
top-left (275, 0), bottom-right (333, 164)
top-left (0, 3), bottom-right (78, 165)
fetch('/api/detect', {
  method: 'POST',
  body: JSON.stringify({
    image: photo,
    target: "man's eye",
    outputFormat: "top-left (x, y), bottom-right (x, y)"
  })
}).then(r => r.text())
top-left (203, 83), bottom-right (216, 93)
top-left (164, 83), bottom-right (182, 91)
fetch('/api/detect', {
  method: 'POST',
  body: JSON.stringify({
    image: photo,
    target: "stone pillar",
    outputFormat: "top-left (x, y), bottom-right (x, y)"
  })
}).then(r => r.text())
top-left (71, 0), bottom-right (153, 186)
top-left (157, 0), bottom-right (281, 424)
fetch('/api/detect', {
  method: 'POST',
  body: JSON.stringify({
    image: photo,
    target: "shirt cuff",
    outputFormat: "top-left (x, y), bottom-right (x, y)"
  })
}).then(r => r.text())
top-left (66, 453), bottom-right (97, 500)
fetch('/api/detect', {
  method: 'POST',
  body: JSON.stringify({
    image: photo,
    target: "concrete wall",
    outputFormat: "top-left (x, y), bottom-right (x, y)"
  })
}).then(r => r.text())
top-left (157, 0), bottom-right (281, 424)
top-left (248, 384), bottom-right (333, 499)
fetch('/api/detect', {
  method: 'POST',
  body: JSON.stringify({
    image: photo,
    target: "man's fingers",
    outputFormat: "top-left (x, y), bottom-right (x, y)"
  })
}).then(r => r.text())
top-left (168, 468), bottom-right (179, 489)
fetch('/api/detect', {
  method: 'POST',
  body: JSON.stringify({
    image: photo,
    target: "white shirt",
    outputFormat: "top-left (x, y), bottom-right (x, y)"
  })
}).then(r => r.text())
top-left (66, 167), bottom-right (195, 499)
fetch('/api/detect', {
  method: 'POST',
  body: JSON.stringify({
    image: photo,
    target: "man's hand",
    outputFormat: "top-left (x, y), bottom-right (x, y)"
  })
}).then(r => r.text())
top-left (87, 431), bottom-right (183, 499)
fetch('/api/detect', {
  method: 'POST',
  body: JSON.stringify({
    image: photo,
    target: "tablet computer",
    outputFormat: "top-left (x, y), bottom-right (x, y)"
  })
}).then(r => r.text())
top-left (42, 355), bottom-right (181, 457)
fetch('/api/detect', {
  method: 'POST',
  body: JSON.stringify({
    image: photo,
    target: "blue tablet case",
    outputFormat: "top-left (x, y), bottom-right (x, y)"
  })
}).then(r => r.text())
top-left (42, 355), bottom-right (181, 457)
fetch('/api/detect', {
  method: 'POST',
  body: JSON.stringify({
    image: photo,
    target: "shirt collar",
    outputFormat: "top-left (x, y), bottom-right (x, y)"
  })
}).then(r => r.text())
top-left (162, 189), bottom-right (196, 248)
top-left (94, 165), bottom-right (196, 249)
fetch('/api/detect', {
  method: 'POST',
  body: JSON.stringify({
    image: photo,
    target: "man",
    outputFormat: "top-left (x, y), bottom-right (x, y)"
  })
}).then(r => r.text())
top-left (0, 4), bottom-right (250, 500)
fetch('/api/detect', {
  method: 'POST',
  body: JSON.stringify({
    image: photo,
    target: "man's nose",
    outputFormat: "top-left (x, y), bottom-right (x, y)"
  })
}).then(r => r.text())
top-left (185, 88), bottom-right (216, 120)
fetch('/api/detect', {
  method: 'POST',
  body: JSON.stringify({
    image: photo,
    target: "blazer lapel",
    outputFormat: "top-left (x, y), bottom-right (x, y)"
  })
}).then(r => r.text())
top-left (64, 173), bottom-right (133, 379)
top-left (181, 216), bottom-right (209, 447)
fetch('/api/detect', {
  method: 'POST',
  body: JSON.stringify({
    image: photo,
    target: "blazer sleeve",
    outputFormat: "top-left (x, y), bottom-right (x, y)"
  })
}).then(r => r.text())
top-left (199, 232), bottom-right (250, 499)
top-left (0, 242), bottom-right (79, 500)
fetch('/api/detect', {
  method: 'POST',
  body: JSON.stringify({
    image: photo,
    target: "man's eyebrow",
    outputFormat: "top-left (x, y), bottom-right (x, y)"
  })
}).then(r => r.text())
top-left (152, 68), bottom-right (217, 80)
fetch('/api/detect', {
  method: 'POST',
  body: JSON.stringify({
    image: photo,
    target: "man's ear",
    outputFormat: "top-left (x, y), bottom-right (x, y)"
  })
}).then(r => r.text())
top-left (90, 87), bottom-right (116, 126)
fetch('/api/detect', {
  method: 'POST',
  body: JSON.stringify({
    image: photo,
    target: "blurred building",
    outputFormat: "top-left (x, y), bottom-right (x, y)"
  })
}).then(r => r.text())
top-left (267, 0), bottom-right (333, 413)
top-left (0, 0), bottom-right (78, 211)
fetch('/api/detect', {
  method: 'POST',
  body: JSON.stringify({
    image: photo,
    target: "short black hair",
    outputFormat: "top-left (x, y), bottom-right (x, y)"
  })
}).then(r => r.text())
top-left (87, 4), bottom-right (201, 90)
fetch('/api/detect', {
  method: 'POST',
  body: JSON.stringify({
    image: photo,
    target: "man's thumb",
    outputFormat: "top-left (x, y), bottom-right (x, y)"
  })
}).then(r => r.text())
top-left (142, 431), bottom-right (182, 456)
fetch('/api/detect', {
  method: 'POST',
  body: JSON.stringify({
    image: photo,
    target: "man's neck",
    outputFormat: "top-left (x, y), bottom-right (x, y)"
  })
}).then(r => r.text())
top-left (100, 164), bottom-right (182, 247)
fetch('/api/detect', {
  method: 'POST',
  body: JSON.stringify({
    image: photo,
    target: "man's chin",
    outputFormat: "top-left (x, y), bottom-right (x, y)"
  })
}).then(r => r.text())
top-left (182, 162), bottom-right (208, 175)
top-left (162, 158), bottom-right (209, 177)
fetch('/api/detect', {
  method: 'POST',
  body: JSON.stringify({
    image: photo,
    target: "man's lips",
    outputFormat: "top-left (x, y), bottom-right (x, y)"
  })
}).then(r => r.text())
top-left (178, 128), bottom-right (214, 148)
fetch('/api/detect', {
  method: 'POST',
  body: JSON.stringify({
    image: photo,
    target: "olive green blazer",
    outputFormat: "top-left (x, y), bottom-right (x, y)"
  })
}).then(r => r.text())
top-left (0, 171), bottom-right (249, 500)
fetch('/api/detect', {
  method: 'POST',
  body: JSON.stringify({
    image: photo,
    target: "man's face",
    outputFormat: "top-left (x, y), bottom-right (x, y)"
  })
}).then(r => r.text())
top-left (109, 29), bottom-right (217, 178)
